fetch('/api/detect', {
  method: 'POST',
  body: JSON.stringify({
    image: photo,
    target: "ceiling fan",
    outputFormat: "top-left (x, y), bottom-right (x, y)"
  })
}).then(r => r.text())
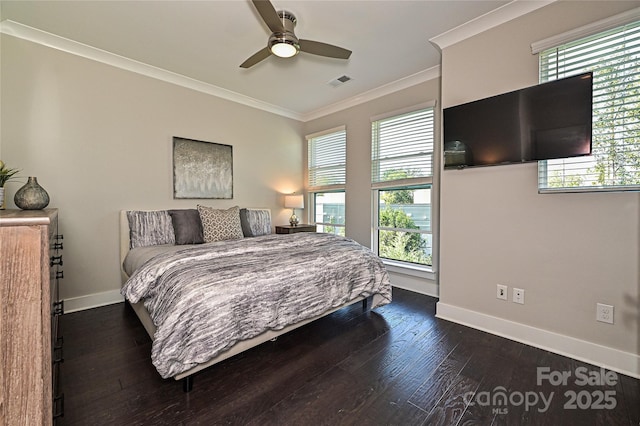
top-left (240, 0), bottom-right (352, 68)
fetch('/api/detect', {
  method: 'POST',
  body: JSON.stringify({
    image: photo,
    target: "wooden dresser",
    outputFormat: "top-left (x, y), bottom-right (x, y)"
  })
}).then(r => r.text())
top-left (0, 209), bottom-right (64, 425)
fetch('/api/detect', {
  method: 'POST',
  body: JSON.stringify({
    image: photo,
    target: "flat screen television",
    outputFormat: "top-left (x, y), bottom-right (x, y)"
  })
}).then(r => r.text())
top-left (443, 72), bottom-right (593, 169)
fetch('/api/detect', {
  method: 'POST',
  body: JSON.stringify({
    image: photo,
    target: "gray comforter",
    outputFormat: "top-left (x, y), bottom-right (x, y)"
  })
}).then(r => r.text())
top-left (121, 232), bottom-right (392, 378)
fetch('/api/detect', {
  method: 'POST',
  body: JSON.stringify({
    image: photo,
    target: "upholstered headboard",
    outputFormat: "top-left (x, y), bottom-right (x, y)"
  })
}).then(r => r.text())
top-left (119, 210), bottom-right (134, 284)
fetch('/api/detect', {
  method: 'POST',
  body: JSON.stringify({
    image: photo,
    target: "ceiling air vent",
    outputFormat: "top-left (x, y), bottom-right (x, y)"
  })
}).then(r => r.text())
top-left (329, 75), bottom-right (352, 87)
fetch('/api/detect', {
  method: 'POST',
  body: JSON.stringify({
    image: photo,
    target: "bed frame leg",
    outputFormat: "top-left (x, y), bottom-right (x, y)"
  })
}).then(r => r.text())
top-left (183, 376), bottom-right (193, 393)
top-left (362, 296), bottom-right (372, 312)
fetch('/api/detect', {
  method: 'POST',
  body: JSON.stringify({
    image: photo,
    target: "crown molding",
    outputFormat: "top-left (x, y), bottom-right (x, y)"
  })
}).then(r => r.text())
top-left (0, 20), bottom-right (303, 121)
top-left (0, 19), bottom-right (444, 123)
top-left (300, 66), bottom-right (441, 122)
top-left (430, 0), bottom-right (555, 51)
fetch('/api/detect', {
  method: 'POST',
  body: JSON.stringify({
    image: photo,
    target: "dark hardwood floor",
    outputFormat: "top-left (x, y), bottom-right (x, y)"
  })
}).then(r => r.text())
top-left (59, 288), bottom-right (639, 425)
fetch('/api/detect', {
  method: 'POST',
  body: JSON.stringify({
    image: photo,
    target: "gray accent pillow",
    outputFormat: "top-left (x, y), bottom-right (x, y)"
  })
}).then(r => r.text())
top-left (127, 210), bottom-right (175, 249)
top-left (168, 209), bottom-right (204, 245)
top-left (240, 208), bottom-right (272, 237)
top-left (197, 205), bottom-right (244, 242)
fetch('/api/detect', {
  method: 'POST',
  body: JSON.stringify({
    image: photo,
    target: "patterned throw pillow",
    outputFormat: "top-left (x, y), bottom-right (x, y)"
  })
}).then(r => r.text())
top-left (197, 205), bottom-right (244, 242)
top-left (127, 210), bottom-right (175, 249)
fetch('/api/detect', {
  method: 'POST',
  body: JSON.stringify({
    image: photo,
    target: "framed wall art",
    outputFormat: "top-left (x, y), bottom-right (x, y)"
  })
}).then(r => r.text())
top-left (173, 137), bottom-right (233, 199)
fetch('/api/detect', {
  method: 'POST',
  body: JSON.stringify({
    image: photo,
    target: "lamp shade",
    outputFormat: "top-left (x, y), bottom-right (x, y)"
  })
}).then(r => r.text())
top-left (284, 194), bottom-right (304, 209)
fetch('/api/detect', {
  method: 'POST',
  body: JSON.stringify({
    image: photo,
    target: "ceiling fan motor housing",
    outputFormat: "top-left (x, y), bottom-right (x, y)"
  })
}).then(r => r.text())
top-left (277, 10), bottom-right (297, 30)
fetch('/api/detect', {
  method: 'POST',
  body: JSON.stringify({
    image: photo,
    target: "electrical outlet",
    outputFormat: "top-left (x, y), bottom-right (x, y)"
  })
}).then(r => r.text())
top-left (596, 303), bottom-right (614, 324)
top-left (497, 284), bottom-right (508, 300)
top-left (513, 288), bottom-right (525, 304)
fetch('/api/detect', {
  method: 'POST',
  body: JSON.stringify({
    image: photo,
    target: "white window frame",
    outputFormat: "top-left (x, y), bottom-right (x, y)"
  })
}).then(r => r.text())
top-left (371, 185), bottom-right (433, 274)
top-left (371, 102), bottom-right (435, 273)
top-left (534, 10), bottom-right (640, 193)
top-left (311, 190), bottom-right (346, 236)
top-left (306, 126), bottom-right (346, 233)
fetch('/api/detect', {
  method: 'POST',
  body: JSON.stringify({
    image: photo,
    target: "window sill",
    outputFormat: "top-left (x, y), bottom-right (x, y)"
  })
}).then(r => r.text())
top-left (382, 259), bottom-right (436, 281)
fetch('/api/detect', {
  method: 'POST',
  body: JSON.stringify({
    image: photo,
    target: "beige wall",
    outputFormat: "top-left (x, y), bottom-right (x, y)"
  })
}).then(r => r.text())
top-left (1, 35), bottom-right (304, 307)
top-left (303, 77), bottom-right (441, 295)
top-left (439, 0), bottom-right (639, 367)
top-left (3, 0), bottom-right (638, 373)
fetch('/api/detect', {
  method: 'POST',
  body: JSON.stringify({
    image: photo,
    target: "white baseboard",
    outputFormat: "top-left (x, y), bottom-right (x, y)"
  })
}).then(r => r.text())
top-left (62, 279), bottom-right (438, 314)
top-left (436, 302), bottom-right (640, 379)
top-left (392, 281), bottom-right (439, 298)
top-left (63, 289), bottom-right (124, 313)
top-left (388, 271), bottom-right (439, 298)
top-left (64, 288), bottom-right (639, 379)
top-left (63, 284), bottom-right (437, 313)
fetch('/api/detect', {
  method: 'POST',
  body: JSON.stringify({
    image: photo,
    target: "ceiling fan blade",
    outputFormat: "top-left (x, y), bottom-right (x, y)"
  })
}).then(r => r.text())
top-left (240, 47), bottom-right (271, 68)
top-left (252, 0), bottom-right (284, 33)
top-left (299, 39), bottom-right (352, 59)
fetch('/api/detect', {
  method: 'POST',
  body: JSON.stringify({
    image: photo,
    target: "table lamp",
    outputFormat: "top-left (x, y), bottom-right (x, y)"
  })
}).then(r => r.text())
top-left (284, 194), bottom-right (304, 226)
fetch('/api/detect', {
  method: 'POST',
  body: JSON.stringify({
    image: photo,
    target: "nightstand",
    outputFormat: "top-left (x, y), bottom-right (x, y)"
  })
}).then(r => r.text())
top-left (275, 224), bottom-right (317, 234)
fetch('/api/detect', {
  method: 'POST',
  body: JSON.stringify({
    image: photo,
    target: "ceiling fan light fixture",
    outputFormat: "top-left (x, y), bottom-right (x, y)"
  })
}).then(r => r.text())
top-left (240, 1), bottom-right (351, 68)
top-left (269, 33), bottom-right (299, 58)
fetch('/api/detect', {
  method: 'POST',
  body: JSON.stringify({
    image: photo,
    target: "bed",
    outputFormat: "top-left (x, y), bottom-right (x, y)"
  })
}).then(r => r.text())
top-left (119, 206), bottom-right (392, 391)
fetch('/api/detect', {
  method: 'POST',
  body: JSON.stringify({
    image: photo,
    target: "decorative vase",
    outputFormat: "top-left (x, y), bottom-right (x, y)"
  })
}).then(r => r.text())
top-left (0, 186), bottom-right (5, 210)
top-left (14, 177), bottom-right (50, 210)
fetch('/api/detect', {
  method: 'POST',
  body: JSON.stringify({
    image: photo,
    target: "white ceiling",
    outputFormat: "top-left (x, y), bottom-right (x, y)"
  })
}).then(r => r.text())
top-left (0, 0), bottom-right (550, 121)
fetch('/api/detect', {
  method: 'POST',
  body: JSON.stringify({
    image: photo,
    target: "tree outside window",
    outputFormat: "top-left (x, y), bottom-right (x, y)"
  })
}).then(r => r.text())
top-left (539, 21), bottom-right (640, 191)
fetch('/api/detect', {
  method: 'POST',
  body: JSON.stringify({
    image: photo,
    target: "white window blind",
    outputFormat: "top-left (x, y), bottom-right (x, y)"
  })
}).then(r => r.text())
top-left (371, 108), bottom-right (434, 184)
top-left (538, 19), bottom-right (640, 192)
top-left (307, 128), bottom-right (346, 189)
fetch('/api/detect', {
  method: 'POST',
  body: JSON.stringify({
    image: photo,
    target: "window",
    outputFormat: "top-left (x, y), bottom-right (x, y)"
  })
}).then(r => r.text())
top-left (377, 186), bottom-right (432, 266)
top-left (307, 127), bottom-right (346, 234)
top-left (371, 104), bottom-right (434, 267)
top-left (313, 191), bottom-right (345, 236)
top-left (537, 19), bottom-right (640, 192)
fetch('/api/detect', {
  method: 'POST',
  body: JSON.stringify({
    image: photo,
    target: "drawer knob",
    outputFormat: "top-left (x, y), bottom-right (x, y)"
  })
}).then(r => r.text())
top-left (53, 393), bottom-right (65, 419)
top-left (53, 346), bottom-right (64, 364)
top-left (53, 300), bottom-right (64, 316)
top-left (54, 335), bottom-right (64, 349)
